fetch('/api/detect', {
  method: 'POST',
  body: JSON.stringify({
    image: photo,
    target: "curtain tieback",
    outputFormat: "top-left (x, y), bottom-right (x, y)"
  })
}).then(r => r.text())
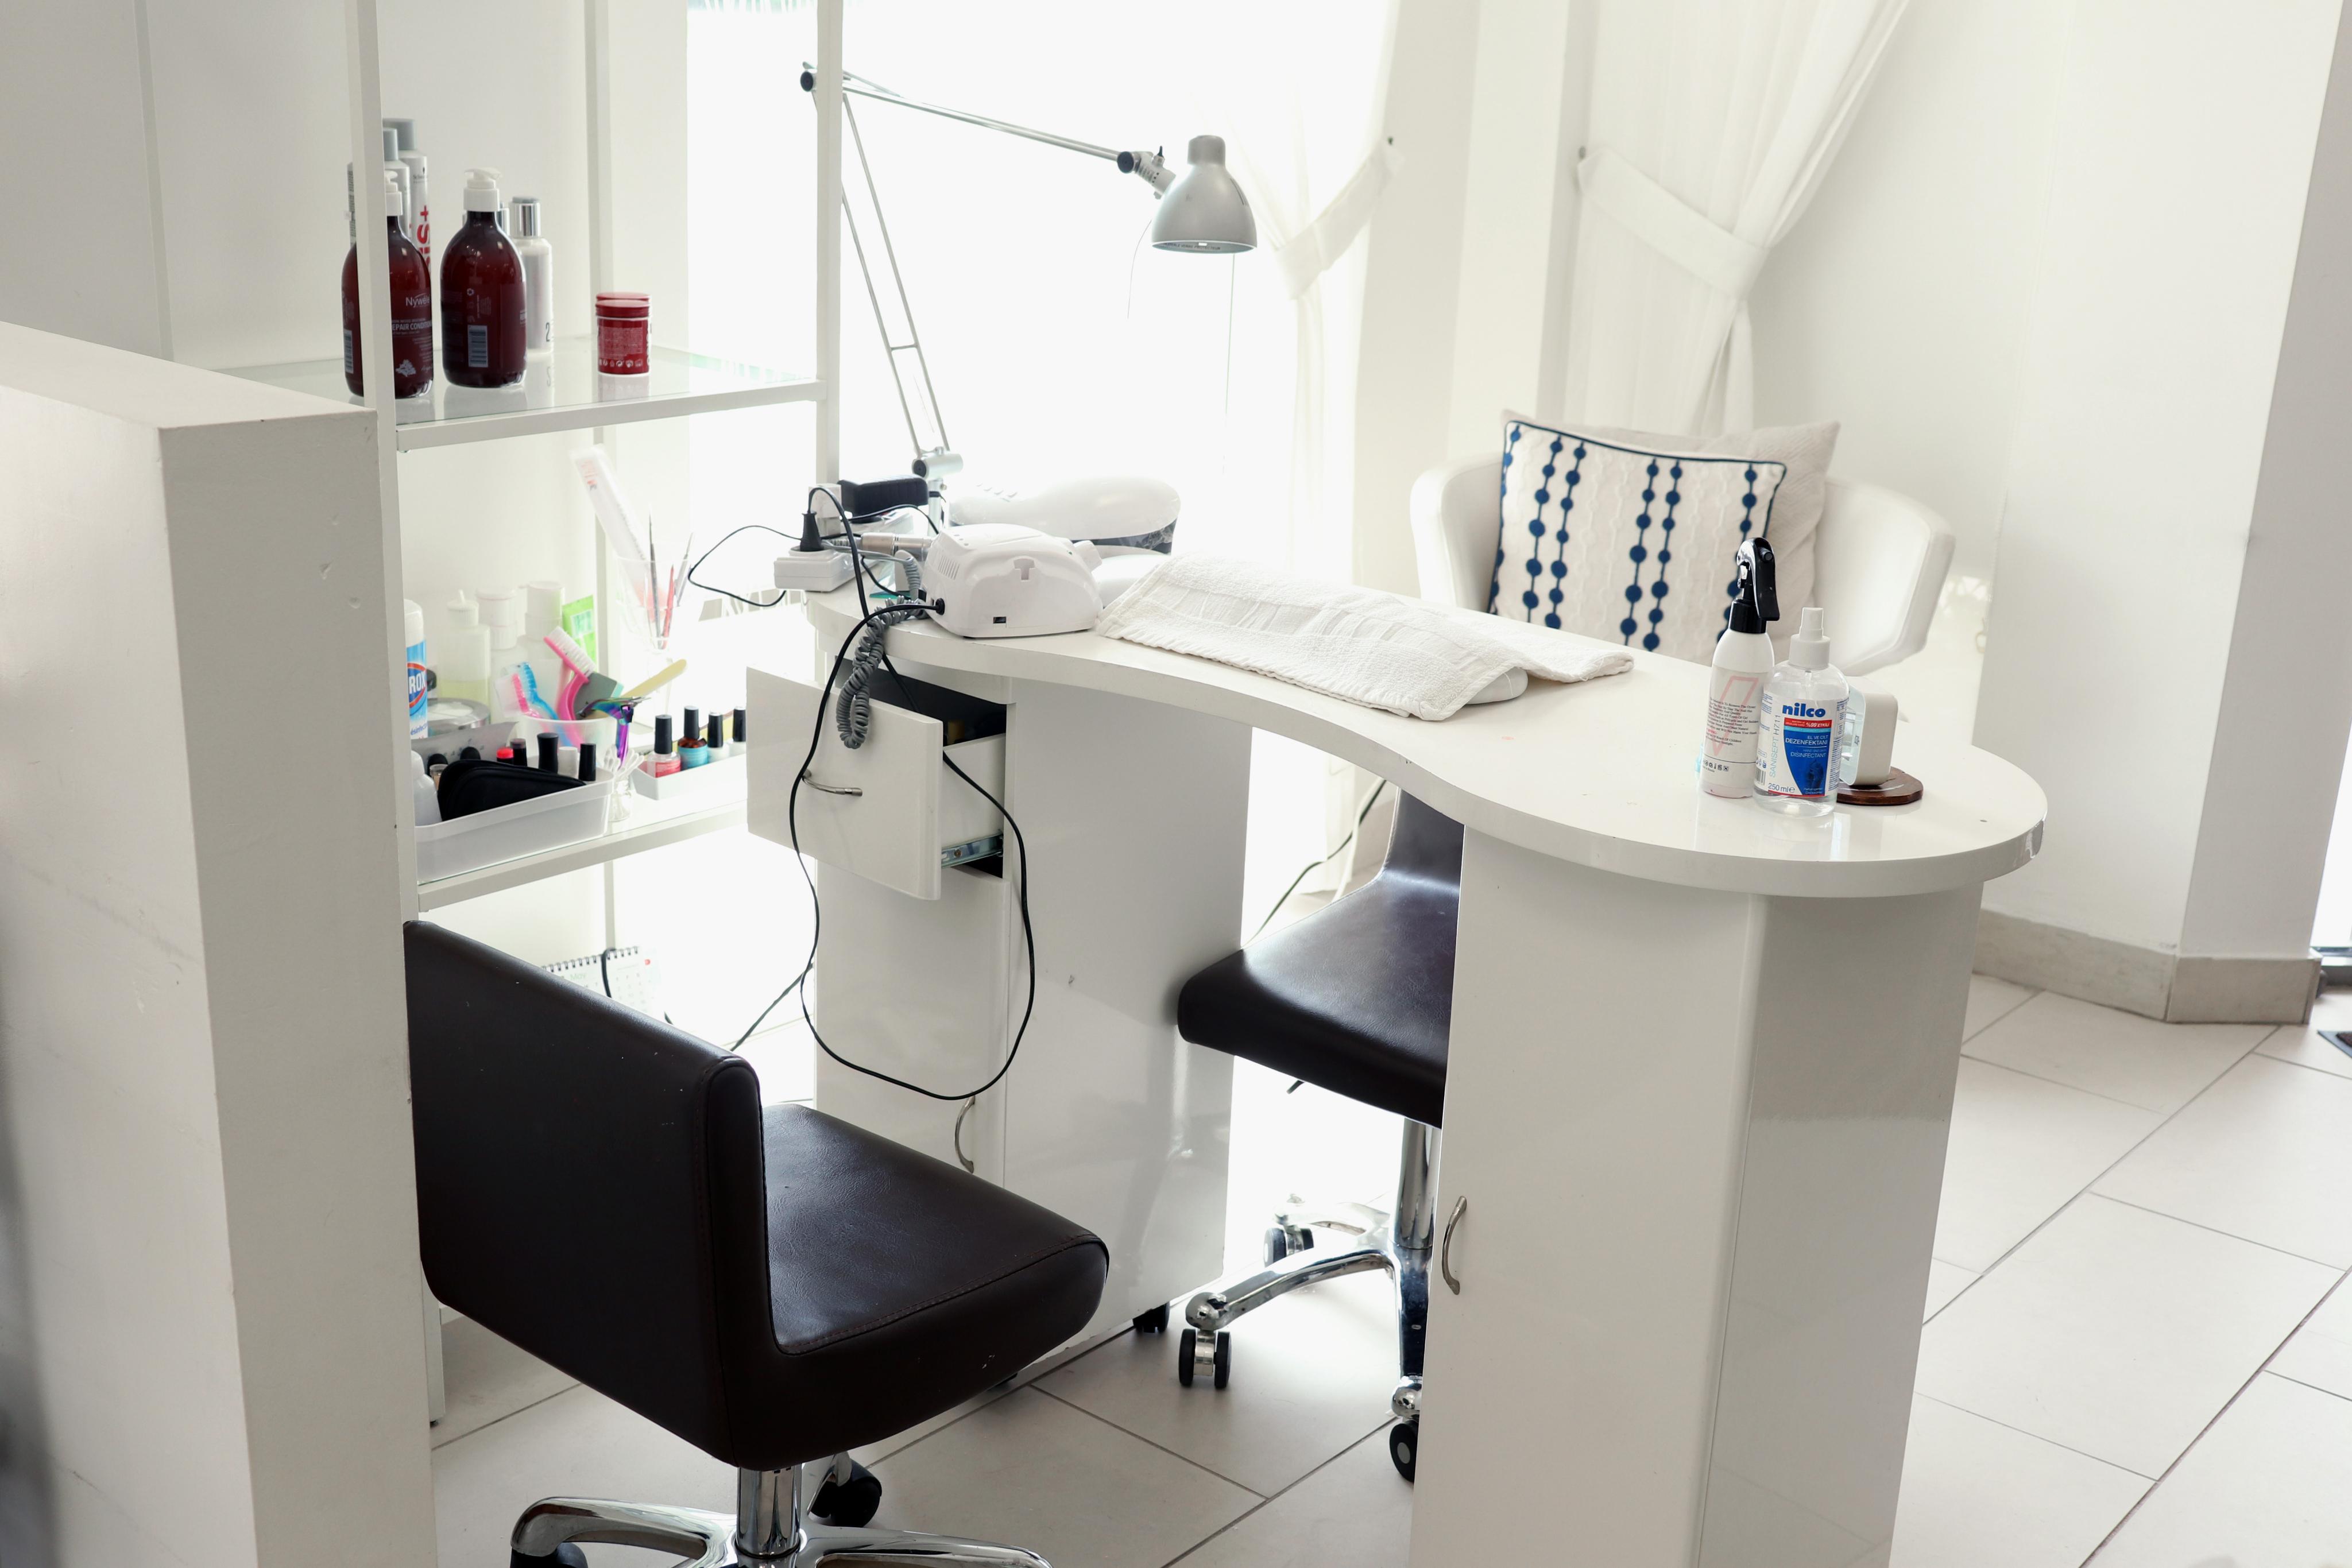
top-left (1577, 146), bottom-right (1768, 300)
top-left (1271, 140), bottom-right (1407, 300)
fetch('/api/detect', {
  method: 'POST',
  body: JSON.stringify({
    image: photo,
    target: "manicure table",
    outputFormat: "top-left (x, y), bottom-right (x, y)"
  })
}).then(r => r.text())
top-left (748, 583), bottom-right (2043, 1568)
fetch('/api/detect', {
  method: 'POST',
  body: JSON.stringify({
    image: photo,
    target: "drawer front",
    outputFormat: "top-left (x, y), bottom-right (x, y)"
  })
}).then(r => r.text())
top-left (749, 666), bottom-right (948, 899)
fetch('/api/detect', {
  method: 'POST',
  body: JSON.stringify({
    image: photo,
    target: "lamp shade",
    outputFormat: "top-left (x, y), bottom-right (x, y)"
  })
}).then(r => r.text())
top-left (1151, 135), bottom-right (1256, 253)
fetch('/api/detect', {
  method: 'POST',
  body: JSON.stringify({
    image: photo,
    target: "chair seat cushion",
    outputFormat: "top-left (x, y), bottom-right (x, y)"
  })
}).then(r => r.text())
top-left (727, 1104), bottom-right (1108, 1464)
top-left (1178, 868), bottom-right (1456, 1128)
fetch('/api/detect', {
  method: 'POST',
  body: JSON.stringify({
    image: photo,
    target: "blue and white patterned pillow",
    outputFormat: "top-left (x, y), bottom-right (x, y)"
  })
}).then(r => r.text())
top-left (1488, 419), bottom-right (1788, 664)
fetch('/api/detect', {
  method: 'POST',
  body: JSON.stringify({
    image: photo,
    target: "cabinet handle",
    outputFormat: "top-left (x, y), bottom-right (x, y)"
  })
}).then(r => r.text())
top-left (1440, 1196), bottom-right (1468, 1295)
top-left (801, 768), bottom-right (863, 797)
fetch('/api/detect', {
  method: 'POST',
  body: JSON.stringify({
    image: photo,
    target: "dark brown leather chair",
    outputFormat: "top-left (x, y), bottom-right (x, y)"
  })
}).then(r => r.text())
top-left (1173, 792), bottom-right (1460, 1483)
top-left (405, 922), bottom-right (1107, 1567)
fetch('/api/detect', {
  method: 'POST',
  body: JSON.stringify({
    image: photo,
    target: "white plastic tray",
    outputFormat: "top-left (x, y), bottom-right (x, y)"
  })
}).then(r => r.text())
top-left (416, 774), bottom-right (618, 884)
top-left (630, 750), bottom-right (745, 800)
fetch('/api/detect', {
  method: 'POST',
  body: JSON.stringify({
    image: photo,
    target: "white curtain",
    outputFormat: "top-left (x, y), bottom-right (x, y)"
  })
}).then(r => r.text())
top-left (1559, 0), bottom-right (1911, 436)
top-left (1172, 0), bottom-right (1400, 578)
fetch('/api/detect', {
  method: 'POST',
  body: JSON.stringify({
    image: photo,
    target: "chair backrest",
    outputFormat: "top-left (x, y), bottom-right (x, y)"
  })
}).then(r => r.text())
top-left (404, 921), bottom-right (772, 1460)
top-left (1407, 454), bottom-right (1955, 676)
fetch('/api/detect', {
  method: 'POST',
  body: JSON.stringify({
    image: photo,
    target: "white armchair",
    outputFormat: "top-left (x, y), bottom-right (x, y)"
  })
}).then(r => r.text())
top-left (1407, 455), bottom-right (1955, 676)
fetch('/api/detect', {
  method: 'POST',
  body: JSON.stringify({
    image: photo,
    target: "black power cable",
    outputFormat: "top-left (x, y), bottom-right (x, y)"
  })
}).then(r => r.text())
top-left (783, 603), bottom-right (1039, 1102)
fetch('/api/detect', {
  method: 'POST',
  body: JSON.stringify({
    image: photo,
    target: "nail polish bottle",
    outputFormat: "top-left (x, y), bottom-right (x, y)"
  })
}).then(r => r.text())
top-left (730, 708), bottom-right (747, 757)
top-left (440, 167), bottom-right (527, 388)
top-left (537, 733), bottom-right (558, 771)
top-left (651, 714), bottom-right (682, 778)
top-left (683, 708), bottom-right (701, 751)
top-left (578, 742), bottom-right (598, 783)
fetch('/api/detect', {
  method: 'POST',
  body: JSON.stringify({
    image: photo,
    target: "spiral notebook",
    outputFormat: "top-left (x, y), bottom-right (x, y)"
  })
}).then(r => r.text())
top-left (543, 946), bottom-right (664, 1020)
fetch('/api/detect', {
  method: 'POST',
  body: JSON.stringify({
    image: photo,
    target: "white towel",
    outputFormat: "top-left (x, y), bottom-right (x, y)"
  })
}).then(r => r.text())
top-left (1093, 556), bottom-right (1634, 721)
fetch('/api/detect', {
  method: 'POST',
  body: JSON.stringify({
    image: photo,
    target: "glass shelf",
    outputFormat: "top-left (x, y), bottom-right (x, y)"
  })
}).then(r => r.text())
top-left (229, 337), bottom-right (822, 451)
top-left (414, 787), bottom-right (748, 911)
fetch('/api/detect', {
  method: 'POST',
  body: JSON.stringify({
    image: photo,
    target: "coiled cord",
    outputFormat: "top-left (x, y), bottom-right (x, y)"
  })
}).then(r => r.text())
top-left (834, 553), bottom-right (927, 749)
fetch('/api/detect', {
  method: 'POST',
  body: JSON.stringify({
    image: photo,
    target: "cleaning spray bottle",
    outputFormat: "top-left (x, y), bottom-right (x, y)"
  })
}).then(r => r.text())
top-left (1754, 606), bottom-right (1849, 817)
top-left (1699, 537), bottom-right (1779, 798)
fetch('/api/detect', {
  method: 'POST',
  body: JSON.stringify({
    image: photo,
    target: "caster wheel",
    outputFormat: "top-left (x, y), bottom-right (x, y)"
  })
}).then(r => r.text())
top-left (1177, 1327), bottom-right (1232, 1388)
top-left (1264, 1225), bottom-right (1290, 1264)
top-left (1132, 1302), bottom-right (1170, 1334)
top-left (512, 1546), bottom-right (589, 1568)
top-left (1388, 1419), bottom-right (1418, 1482)
top-left (811, 1457), bottom-right (882, 1527)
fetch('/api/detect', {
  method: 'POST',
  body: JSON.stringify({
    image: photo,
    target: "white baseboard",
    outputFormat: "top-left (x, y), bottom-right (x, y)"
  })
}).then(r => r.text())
top-left (1975, 910), bottom-right (2318, 1024)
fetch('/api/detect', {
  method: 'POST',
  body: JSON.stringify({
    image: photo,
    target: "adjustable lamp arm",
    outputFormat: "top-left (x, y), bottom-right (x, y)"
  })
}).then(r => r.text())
top-left (799, 67), bottom-right (1175, 193)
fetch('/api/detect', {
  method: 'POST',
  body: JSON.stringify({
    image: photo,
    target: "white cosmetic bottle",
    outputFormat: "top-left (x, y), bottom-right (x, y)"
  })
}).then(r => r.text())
top-left (1699, 536), bottom-right (1779, 798)
top-left (511, 197), bottom-right (554, 356)
top-left (1754, 606), bottom-right (1849, 816)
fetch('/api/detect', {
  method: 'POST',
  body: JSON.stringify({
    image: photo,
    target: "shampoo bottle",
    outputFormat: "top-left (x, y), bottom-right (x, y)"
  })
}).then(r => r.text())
top-left (439, 168), bottom-right (527, 388)
top-left (342, 170), bottom-right (434, 400)
top-left (1754, 606), bottom-right (1849, 816)
top-left (1699, 537), bottom-right (1779, 798)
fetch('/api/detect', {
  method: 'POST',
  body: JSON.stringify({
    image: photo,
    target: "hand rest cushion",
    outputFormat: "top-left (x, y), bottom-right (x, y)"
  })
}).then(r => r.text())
top-left (1096, 555), bottom-right (1630, 721)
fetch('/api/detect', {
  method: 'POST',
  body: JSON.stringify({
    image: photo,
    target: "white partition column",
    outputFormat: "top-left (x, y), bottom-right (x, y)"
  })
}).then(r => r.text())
top-left (0, 323), bottom-right (433, 1568)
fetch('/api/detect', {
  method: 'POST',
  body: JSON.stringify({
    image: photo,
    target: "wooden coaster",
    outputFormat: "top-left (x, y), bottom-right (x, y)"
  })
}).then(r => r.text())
top-left (1839, 767), bottom-right (1923, 807)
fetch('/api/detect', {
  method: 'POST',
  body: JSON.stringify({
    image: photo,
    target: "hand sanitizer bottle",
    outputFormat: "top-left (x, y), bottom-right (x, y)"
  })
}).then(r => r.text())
top-left (1754, 606), bottom-right (1847, 816)
top-left (1699, 536), bottom-right (1779, 797)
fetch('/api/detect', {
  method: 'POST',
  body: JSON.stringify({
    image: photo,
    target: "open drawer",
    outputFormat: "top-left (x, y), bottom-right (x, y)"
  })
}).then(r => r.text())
top-left (746, 664), bottom-right (1007, 900)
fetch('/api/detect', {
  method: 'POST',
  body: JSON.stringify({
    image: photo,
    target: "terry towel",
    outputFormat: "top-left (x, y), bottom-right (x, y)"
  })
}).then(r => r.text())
top-left (1094, 556), bottom-right (1634, 721)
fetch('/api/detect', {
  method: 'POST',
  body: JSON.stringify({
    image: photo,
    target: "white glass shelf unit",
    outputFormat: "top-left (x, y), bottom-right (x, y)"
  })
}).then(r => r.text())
top-left (230, 337), bottom-right (821, 451)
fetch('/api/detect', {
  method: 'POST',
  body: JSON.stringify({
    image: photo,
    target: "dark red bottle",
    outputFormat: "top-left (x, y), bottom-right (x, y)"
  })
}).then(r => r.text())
top-left (342, 172), bottom-right (434, 399)
top-left (439, 168), bottom-right (528, 388)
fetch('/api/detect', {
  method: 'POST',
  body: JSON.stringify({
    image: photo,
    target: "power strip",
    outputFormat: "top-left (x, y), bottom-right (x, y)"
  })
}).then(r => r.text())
top-left (544, 946), bottom-right (666, 1020)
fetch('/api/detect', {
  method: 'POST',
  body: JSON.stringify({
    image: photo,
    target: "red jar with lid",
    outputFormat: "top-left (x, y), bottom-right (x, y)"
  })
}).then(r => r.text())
top-left (596, 292), bottom-right (650, 375)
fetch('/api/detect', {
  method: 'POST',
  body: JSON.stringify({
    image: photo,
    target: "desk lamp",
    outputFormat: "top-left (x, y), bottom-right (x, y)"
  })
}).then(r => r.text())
top-left (800, 67), bottom-right (1252, 487)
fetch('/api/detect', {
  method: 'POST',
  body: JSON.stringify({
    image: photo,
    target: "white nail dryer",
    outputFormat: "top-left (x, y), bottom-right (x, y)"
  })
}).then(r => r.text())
top-left (946, 475), bottom-right (1178, 555)
top-left (924, 524), bottom-right (1104, 638)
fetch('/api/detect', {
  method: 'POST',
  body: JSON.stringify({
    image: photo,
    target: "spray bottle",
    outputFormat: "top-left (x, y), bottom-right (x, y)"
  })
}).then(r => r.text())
top-left (1699, 537), bottom-right (1778, 798)
top-left (1754, 606), bottom-right (1849, 817)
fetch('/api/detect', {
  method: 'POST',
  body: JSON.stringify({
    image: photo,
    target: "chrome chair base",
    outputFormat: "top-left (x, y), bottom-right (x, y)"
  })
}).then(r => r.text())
top-left (511, 1454), bottom-right (1051, 1567)
top-left (1171, 1121), bottom-right (1439, 1480)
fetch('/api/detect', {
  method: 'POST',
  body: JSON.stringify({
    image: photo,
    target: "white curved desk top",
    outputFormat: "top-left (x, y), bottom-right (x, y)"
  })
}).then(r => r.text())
top-left (806, 588), bottom-right (2043, 899)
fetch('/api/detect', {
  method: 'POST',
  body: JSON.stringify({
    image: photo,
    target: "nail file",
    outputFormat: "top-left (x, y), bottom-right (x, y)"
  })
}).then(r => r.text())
top-left (614, 659), bottom-right (688, 704)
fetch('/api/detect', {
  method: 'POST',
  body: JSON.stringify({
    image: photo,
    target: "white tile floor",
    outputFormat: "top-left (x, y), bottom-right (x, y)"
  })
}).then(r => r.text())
top-left (432, 981), bottom-right (2352, 1567)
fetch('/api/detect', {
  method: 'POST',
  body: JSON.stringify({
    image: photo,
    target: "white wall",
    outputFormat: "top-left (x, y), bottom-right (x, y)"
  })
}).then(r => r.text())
top-left (2175, 6), bottom-right (2352, 970)
top-left (0, 1), bottom-right (171, 355)
top-left (1974, 0), bottom-right (2342, 965)
top-left (0, 324), bottom-right (434, 1568)
top-left (1746, 0), bottom-right (2069, 583)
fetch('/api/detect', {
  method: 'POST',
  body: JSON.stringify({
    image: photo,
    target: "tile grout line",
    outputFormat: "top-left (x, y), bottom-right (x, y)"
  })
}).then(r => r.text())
top-left (2086, 1191), bottom-right (2351, 1271)
top-left (1943, 1035), bottom-right (2264, 1284)
top-left (429, 1379), bottom-right (584, 1454)
top-left (1028, 1383), bottom-right (1278, 1501)
top-left (2265, 1368), bottom-right (2352, 1406)
top-left (1958, 1033), bottom-right (2263, 1117)
top-left (1157, 1423), bottom-right (1395, 1568)
top-left (2076, 1265), bottom-right (2352, 1564)
top-left (1910, 1392), bottom-right (2156, 1482)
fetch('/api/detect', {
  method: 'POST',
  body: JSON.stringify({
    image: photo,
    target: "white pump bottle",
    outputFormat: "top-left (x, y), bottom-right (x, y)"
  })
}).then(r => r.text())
top-left (1699, 537), bottom-right (1779, 797)
top-left (1754, 606), bottom-right (1849, 816)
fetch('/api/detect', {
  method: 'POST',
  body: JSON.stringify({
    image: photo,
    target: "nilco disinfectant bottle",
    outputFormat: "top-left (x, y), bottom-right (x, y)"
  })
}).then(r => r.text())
top-left (1700, 537), bottom-right (1780, 798)
top-left (1754, 606), bottom-right (1847, 816)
